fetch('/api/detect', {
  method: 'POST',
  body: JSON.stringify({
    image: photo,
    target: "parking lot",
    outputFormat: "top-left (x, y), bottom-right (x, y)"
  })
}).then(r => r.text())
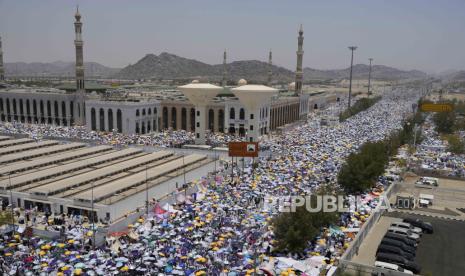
top-left (395, 176), bottom-right (465, 218)
top-left (385, 212), bottom-right (465, 276)
top-left (350, 211), bottom-right (465, 275)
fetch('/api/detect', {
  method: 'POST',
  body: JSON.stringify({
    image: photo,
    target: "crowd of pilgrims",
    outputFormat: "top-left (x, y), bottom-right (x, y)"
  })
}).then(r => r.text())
top-left (0, 88), bottom-right (427, 275)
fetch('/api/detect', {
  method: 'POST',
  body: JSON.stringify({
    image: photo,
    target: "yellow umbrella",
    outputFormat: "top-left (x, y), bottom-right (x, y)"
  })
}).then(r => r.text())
top-left (120, 266), bottom-right (129, 272)
top-left (74, 268), bottom-right (82, 275)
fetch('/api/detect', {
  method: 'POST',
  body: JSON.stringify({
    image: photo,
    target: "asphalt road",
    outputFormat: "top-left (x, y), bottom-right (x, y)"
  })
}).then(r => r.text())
top-left (386, 212), bottom-right (465, 276)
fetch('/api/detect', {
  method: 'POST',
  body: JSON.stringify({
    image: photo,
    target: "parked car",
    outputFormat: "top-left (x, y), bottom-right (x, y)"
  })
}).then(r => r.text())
top-left (388, 226), bottom-right (421, 242)
top-left (391, 221), bottom-right (423, 235)
top-left (373, 261), bottom-right (414, 275)
top-left (415, 176), bottom-right (439, 188)
top-left (376, 244), bottom-right (415, 261)
top-left (403, 217), bottom-right (434, 234)
top-left (384, 232), bottom-right (418, 247)
top-left (376, 253), bottom-right (421, 274)
top-left (380, 238), bottom-right (416, 255)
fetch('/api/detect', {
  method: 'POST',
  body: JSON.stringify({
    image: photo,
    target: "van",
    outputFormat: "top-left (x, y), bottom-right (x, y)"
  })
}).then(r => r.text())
top-left (374, 261), bottom-right (414, 275)
top-left (376, 253), bottom-right (421, 274)
top-left (376, 244), bottom-right (414, 260)
top-left (388, 227), bottom-right (420, 242)
top-left (380, 238), bottom-right (416, 255)
top-left (391, 221), bottom-right (423, 235)
top-left (415, 177), bottom-right (439, 188)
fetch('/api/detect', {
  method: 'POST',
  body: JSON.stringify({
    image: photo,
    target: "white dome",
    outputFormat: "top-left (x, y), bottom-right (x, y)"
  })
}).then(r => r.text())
top-left (191, 79), bottom-right (200, 83)
top-left (237, 79), bottom-right (247, 86)
top-left (288, 82), bottom-right (296, 91)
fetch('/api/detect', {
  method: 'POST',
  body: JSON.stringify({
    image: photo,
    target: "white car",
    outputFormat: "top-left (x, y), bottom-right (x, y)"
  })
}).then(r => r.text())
top-left (391, 221), bottom-right (423, 235)
top-left (388, 227), bottom-right (421, 242)
top-left (374, 261), bottom-right (414, 275)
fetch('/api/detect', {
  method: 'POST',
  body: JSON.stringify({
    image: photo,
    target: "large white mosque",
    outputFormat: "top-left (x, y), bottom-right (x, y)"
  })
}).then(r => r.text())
top-left (0, 8), bottom-right (342, 144)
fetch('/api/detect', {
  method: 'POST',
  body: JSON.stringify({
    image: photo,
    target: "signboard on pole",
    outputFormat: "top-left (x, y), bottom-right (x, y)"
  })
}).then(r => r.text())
top-left (420, 103), bottom-right (453, 112)
top-left (228, 142), bottom-right (259, 157)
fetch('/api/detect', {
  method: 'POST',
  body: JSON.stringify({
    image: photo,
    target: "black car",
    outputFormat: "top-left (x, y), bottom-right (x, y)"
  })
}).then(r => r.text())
top-left (376, 244), bottom-right (415, 261)
top-left (380, 238), bottom-right (416, 255)
top-left (384, 232), bottom-right (417, 247)
top-left (376, 253), bottom-right (421, 274)
top-left (403, 217), bottom-right (434, 234)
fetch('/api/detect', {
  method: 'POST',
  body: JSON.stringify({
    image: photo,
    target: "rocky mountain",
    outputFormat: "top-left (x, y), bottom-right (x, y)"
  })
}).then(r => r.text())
top-left (114, 52), bottom-right (294, 82)
top-left (440, 70), bottom-right (465, 82)
top-left (5, 53), bottom-right (428, 82)
top-left (114, 53), bottom-right (216, 80)
top-left (5, 61), bottom-right (120, 78)
top-left (115, 52), bottom-right (427, 82)
top-left (304, 64), bottom-right (427, 81)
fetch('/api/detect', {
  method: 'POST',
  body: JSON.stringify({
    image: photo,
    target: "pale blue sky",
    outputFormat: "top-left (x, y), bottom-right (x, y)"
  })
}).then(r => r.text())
top-left (1, 0), bottom-right (464, 73)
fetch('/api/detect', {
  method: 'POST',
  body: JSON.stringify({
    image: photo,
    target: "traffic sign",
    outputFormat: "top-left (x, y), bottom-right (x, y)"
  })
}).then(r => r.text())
top-left (420, 103), bottom-right (453, 112)
top-left (228, 142), bottom-right (259, 157)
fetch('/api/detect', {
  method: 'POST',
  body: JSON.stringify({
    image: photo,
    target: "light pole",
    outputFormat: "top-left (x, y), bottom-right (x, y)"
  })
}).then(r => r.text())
top-left (91, 181), bottom-right (95, 250)
top-left (367, 58), bottom-right (373, 97)
top-left (145, 164), bottom-right (149, 216)
top-left (348, 46), bottom-right (357, 109)
top-left (8, 175), bottom-right (15, 235)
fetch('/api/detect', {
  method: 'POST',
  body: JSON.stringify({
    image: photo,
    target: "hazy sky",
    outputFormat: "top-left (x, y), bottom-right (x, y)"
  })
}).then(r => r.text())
top-left (1, 0), bottom-right (465, 73)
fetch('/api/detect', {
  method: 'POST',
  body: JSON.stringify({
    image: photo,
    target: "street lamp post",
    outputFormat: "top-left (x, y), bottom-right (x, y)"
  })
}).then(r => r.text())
top-left (8, 175), bottom-right (15, 235)
top-left (91, 181), bottom-right (95, 250)
top-left (348, 46), bottom-right (357, 109)
top-left (145, 165), bottom-right (149, 216)
top-left (368, 58), bottom-right (373, 97)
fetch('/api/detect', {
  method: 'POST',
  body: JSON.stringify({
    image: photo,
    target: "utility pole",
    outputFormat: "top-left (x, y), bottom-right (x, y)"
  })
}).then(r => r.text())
top-left (367, 58), bottom-right (373, 97)
top-left (145, 164), bottom-right (149, 216)
top-left (91, 181), bottom-right (95, 250)
top-left (8, 175), bottom-right (15, 235)
top-left (348, 46), bottom-right (357, 108)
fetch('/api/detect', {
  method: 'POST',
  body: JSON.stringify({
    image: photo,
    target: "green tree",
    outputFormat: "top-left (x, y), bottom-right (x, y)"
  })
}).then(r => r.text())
top-left (0, 211), bottom-right (13, 227)
top-left (433, 111), bottom-right (456, 134)
top-left (446, 134), bottom-right (465, 154)
top-left (272, 196), bottom-right (338, 254)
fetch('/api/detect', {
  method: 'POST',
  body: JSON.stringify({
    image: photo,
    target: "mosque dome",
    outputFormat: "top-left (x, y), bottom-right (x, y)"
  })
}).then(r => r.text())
top-left (237, 79), bottom-right (247, 86)
top-left (288, 82), bottom-right (296, 91)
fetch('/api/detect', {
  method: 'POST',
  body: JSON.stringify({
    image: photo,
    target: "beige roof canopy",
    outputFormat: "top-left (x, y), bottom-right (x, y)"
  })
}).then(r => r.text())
top-left (73, 154), bottom-right (206, 203)
top-left (0, 145), bottom-right (112, 176)
top-left (0, 140), bottom-right (59, 156)
top-left (0, 138), bottom-right (33, 148)
top-left (0, 142), bottom-right (85, 164)
top-left (0, 148), bottom-right (141, 190)
top-left (31, 150), bottom-right (173, 196)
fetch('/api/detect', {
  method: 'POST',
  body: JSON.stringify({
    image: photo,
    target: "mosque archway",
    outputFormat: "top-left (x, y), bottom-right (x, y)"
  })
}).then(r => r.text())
top-left (171, 107), bottom-right (177, 130)
top-left (90, 108), bottom-right (96, 130)
top-left (162, 107), bottom-right (168, 129)
top-left (218, 109), bottom-right (224, 132)
top-left (116, 109), bottom-right (122, 133)
top-left (208, 109), bottom-right (214, 132)
top-left (181, 108), bottom-right (187, 130)
top-left (190, 108), bottom-right (195, 131)
top-left (239, 108), bottom-right (245, 120)
top-left (6, 98), bottom-right (11, 122)
top-left (108, 109), bottom-right (113, 131)
top-left (62, 101), bottom-right (67, 125)
top-left (54, 101), bottom-right (59, 125)
top-left (99, 108), bottom-right (105, 131)
top-left (229, 108), bottom-right (235, 120)
top-left (47, 101), bottom-right (52, 124)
